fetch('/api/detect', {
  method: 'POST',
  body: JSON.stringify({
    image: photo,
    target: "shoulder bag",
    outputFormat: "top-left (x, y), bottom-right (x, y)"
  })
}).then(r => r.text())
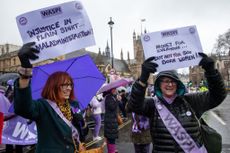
top-left (184, 98), bottom-right (222, 153)
top-left (199, 116), bottom-right (222, 153)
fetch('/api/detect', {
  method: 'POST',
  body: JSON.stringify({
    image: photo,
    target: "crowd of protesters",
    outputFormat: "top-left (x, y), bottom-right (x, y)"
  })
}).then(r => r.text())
top-left (0, 42), bottom-right (227, 153)
top-left (0, 42), bottom-right (132, 153)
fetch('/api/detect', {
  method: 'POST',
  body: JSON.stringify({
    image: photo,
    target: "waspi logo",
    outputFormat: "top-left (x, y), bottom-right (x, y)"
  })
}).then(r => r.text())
top-left (40, 6), bottom-right (62, 18)
top-left (161, 30), bottom-right (178, 37)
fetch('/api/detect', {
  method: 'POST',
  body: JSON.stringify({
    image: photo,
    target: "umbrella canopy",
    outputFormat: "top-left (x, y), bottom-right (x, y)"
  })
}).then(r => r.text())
top-left (0, 73), bottom-right (19, 84)
top-left (97, 78), bottom-right (130, 94)
top-left (31, 54), bottom-right (105, 110)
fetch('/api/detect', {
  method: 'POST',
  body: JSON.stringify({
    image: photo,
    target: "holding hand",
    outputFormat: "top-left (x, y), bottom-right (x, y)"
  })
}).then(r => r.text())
top-left (140, 57), bottom-right (158, 83)
top-left (198, 52), bottom-right (215, 73)
top-left (116, 95), bottom-right (122, 101)
top-left (18, 42), bottom-right (40, 68)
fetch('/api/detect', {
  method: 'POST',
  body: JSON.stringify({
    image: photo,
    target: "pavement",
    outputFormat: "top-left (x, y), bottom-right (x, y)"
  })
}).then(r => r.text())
top-left (83, 118), bottom-right (133, 153)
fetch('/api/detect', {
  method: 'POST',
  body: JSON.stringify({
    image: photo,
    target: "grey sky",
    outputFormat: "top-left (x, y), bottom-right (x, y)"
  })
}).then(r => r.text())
top-left (1, 0), bottom-right (230, 60)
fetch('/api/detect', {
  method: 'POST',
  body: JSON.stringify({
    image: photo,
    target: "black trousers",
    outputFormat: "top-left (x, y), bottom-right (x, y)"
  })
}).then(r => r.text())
top-left (134, 143), bottom-right (150, 153)
top-left (5, 145), bottom-right (23, 153)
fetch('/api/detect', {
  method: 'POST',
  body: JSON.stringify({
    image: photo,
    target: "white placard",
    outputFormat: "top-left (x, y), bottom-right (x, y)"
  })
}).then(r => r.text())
top-left (141, 25), bottom-right (203, 72)
top-left (16, 1), bottom-right (95, 63)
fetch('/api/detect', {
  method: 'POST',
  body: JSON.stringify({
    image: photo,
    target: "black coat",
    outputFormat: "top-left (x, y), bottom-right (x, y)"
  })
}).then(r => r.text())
top-left (104, 94), bottom-right (119, 139)
top-left (127, 70), bottom-right (227, 153)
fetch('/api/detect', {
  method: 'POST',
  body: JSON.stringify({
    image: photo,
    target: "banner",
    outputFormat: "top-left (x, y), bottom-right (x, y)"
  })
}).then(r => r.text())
top-left (2, 116), bottom-right (37, 145)
top-left (0, 113), bottom-right (3, 144)
top-left (141, 25), bottom-right (203, 72)
top-left (16, 1), bottom-right (95, 63)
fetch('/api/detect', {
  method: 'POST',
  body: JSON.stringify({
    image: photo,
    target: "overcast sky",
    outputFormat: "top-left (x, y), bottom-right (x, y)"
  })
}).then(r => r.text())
top-left (1, 0), bottom-right (230, 60)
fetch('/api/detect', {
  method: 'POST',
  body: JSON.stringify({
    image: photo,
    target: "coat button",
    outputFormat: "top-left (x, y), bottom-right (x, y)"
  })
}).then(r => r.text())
top-left (66, 145), bottom-right (70, 149)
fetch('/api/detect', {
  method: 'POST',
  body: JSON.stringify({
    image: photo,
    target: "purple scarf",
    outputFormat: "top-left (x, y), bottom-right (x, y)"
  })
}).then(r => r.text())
top-left (163, 94), bottom-right (177, 104)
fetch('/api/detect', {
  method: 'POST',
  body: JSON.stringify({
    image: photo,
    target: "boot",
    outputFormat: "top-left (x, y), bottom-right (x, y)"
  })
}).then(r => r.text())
top-left (107, 143), bottom-right (116, 153)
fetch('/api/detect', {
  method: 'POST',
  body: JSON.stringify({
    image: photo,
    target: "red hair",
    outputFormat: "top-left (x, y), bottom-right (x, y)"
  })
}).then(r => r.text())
top-left (41, 71), bottom-right (75, 103)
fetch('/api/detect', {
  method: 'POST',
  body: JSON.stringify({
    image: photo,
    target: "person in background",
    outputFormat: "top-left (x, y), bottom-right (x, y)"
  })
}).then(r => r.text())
top-left (89, 96), bottom-right (103, 141)
top-left (117, 88), bottom-right (128, 121)
top-left (14, 42), bottom-right (86, 153)
top-left (127, 53), bottom-right (227, 153)
top-left (0, 85), bottom-right (6, 94)
top-left (5, 80), bottom-right (14, 102)
top-left (0, 85), bottom-right (6, 145)
top-left (130, 113), bottom-right (151, 153)
top-left (103, 88), bottom-right (120, 153)
top-left (0, 84), bottom-right (24, 153)
top-left (198, 81), bottom-right (208, 92)
top-left (0, 85), bottom-right (11, 117)
top-left (98, 94), bottom-right (105, 120)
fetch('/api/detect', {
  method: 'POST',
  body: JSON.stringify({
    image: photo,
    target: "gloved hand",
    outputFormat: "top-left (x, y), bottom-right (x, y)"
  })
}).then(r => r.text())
top-left (140, 56), bottom-right (158, 83)
top-left (18, 42), bottom-right (40, 68)
top-left (198, 52), bottom-right (215, 73)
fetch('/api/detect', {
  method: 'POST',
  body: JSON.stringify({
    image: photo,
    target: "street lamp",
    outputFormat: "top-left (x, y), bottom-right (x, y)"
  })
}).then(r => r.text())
top-left (108, 17), bottom-right (114, 68)
top-left (140, 19), bottom-right (146, 34)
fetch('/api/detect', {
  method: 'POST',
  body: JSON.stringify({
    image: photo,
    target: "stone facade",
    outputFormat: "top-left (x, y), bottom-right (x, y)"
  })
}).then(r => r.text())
top-left (188, 66), bottom-right (204, 87)
top-left (188, 54), bottom-right (230, 87)
top-left (129, 31), bottom-right (156, 84)
top-left (0, 44), bottom-right (21, 73)
top-left (215, 55), bottom-right (230, 86)
top-left (129, 32), bottom-right (144, 80)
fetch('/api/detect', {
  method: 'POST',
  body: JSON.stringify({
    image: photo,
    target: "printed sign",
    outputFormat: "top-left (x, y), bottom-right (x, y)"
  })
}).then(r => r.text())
top-left (16, 1), bottom-right (95, 63)
top-left (141, 25), bottom-right (203, 72)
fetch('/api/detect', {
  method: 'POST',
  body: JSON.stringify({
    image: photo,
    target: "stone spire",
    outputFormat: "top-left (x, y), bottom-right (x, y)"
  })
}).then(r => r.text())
top-left (120, 48), bottom-right (123, 60)
top-left (105, 41), bottom-right (110, 57)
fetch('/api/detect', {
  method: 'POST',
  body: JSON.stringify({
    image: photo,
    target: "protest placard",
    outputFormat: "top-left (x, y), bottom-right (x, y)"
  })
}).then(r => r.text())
top-left (141, 25), bottom-right (203, 72)
top-left (16, 1), bottom-right (95, 63)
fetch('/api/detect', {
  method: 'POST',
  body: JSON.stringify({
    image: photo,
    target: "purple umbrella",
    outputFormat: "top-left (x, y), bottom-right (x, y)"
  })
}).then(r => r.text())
top-left (97, 79), bottom-right (130, 94)
top-left (31, 54), bottom-right (105, 110)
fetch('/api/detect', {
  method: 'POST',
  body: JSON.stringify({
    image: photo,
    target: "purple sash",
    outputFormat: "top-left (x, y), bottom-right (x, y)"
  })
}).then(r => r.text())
top-left (47, 100), bottom-right (79, 142)
top-left (153, 97), bottom-right (207, 153)
top-left (132, 113), bottom-right (149, 133)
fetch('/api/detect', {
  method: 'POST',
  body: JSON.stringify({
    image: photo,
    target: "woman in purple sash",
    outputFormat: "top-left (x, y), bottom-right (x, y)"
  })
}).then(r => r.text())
top-left (127, 53), bottom-right (226, 153)
top-left (131, 113), bottom-right (151, 153)
top-left (13, 42), bottom-right (86, 153)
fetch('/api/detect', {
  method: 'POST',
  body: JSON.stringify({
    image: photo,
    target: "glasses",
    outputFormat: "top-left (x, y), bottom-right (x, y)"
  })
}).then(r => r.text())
top-left (161, 79), bottom-right (177, 86)
top-left (60, 83), bottom-right (73, 89)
